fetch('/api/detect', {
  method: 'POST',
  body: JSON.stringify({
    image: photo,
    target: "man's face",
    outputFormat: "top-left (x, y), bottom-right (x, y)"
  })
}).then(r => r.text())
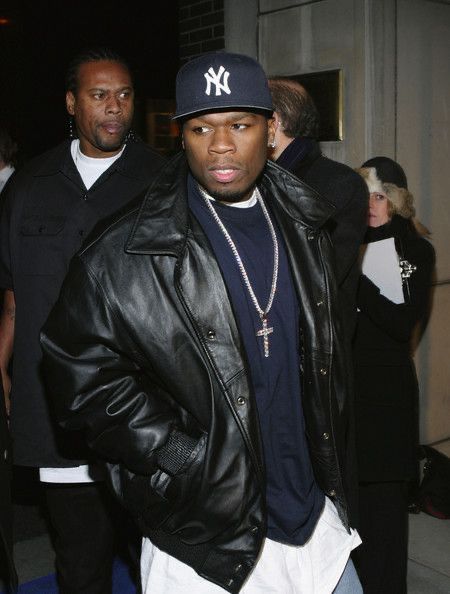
top-left (182, 111), bottom-right (275, 203)
top-left (66, 60), bottom-right (134, 158)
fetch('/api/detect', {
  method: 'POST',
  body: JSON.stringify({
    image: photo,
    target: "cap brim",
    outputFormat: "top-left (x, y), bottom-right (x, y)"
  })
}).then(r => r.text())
top-left (172, 104), bottom-right (274, 121)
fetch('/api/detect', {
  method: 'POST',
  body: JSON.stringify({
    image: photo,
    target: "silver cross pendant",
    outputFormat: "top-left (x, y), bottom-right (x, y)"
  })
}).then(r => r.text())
top-left (256, 316), bottom-right (273, 358)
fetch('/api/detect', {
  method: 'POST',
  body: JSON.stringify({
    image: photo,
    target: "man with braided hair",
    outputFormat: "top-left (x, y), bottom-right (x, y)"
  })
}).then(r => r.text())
top-left (0, 47), bottom-right (164, 593)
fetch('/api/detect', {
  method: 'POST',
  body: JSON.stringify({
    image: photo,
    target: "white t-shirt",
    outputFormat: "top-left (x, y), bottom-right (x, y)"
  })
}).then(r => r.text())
top-left (70, 138), bottom-right (125, 189)
top-left (141, 497), bottom-right (361, 594)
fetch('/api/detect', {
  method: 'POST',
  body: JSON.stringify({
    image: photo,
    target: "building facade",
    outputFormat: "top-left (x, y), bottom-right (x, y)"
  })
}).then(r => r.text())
top-left (178, 0), bottom-right (450, 450)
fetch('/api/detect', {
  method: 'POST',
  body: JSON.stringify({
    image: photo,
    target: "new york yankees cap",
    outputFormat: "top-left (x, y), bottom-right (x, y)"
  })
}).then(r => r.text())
top-left (173, 51), bottom-right (273, 120)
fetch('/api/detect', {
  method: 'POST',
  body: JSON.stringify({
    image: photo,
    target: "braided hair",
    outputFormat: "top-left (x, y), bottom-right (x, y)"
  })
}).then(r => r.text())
top-left (65, 47), bottom-right (133, 95)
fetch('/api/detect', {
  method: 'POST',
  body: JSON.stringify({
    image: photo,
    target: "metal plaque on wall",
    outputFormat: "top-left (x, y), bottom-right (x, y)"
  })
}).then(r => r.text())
top-left (292, 69), bottom-right (343, 142)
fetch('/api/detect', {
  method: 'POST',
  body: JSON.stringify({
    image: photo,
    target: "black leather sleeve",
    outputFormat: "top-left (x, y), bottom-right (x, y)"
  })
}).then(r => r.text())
top-left (40, 255), bottom-right (184, 476)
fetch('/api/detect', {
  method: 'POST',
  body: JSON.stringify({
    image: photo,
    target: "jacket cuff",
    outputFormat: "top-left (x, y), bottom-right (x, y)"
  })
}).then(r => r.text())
top-left (156, 430), bottom-right (198, 476)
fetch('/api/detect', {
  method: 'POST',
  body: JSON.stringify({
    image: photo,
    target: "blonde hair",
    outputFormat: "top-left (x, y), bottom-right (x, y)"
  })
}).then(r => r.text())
top-left (355, 167), bottom-right (431, 237)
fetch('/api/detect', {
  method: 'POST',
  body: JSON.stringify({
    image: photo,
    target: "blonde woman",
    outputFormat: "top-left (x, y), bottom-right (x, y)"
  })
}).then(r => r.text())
top-left (352, 157), bottom-right (435, 593)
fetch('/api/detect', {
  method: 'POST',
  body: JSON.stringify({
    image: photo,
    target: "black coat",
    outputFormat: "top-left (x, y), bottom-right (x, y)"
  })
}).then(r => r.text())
top-left (40, 154), bottom-right (356, 593)
top-left (353, 215), bottom-right (435, 481)
top-left (0, 138), bottom-right (165, 467)
top-left (278, 139), bottom-right (369, 338)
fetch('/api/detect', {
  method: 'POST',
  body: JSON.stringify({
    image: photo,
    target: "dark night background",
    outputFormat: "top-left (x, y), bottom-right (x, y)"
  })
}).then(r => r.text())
top-left (0, 0), bottom-right (180, 162)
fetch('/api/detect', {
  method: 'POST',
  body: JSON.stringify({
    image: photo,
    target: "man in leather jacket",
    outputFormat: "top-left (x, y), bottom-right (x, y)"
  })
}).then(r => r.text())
top-left (40, 52), bottom-right (361, 594)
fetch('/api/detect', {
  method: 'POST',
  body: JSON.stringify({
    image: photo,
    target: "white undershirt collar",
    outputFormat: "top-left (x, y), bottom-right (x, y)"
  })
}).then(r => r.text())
top-left (205, 187), bottom-right (258, 209)
top-left (70, 139), bottom-right (126, 190)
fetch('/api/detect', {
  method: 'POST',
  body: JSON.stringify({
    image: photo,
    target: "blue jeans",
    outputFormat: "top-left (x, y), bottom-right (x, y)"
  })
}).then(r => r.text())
top-left (333, 559), bottom-right (363, 594)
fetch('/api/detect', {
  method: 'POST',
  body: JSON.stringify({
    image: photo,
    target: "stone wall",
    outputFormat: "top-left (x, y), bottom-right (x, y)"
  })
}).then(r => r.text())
top-left (224, 0), bottom-right (450, 446)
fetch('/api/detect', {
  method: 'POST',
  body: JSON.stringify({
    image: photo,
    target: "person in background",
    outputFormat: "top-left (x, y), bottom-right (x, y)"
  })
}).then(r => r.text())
top-left (0, 126), bottom-right (18, 194)
top-left (267, 77), bottom-right (368, 339)
top-left (0, 380), bottom-right (17, 593)
top-left (40, 51), bottom-right (362, 594)
top-left (0, 47), bottom-right (164, 593)
top-left (0, 125), bottom-right (18, 593)
top-left (352, 156), bottom-right (435, 594)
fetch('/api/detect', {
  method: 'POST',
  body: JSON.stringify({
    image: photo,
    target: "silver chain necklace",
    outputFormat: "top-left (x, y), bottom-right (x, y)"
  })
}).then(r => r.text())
top-left (198, 185), bottom-right (279, 358)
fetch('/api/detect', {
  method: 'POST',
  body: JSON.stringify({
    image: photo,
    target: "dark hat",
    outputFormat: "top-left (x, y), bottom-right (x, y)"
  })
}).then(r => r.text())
top-left (361, 156), bottom-right (408, 189)
top-left (173, 51), bottom-right (273, 120)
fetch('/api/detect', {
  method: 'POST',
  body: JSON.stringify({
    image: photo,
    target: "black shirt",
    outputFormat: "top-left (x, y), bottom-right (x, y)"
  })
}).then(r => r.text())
top-left (0, 138), bottom-right (164, 466)
top-left (188, 176), bottom-right (324, 545)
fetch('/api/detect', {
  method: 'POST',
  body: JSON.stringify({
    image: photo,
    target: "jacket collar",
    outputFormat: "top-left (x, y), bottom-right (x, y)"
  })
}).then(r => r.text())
top-left (125, 151), bottom-right (335, 255)
top-left (262, 157), bottom-right (335, 226)
top-left (282, 138), bottom-right (322, 178)
top-left (33, 138), bottom-right (151, 183)
top-left (276, 136), bottom-right (315, 171)
top-left (30, 140), bottom-right (76, 178)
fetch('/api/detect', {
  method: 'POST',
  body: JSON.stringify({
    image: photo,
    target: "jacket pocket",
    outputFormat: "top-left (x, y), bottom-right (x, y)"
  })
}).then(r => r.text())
top-left (110, 431), bottom-right (208, 533)
top-left (19, 216), bottom-right (66, 276)
top-left (157, 432), bottom-right (214, 543)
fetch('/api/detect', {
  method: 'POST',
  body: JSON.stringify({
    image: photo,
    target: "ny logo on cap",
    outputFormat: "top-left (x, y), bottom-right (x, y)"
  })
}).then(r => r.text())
top-left (204, 66), bottom-right (231, 96)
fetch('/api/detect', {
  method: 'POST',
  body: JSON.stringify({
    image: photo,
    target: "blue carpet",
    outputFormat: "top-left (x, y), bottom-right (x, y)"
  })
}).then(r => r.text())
top-left (1, 557), bottom-right (137, 594)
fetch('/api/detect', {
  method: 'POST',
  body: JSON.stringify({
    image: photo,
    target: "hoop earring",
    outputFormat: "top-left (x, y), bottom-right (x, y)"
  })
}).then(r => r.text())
top-left (125, 129), bottom-right (135, 143)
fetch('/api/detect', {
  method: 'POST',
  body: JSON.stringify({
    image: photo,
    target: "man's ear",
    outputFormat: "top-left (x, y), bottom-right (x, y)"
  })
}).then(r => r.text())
top-left (267, 117), bottom-right (276, 147)
top-left (273, 111), bottom-right (283, 133)
top-left (66, 91), bottom-right (75, 116)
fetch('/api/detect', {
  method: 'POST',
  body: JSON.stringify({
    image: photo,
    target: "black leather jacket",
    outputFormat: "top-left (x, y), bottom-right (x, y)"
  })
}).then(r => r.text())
top-left (41, 153), bottom-right (355, 593)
